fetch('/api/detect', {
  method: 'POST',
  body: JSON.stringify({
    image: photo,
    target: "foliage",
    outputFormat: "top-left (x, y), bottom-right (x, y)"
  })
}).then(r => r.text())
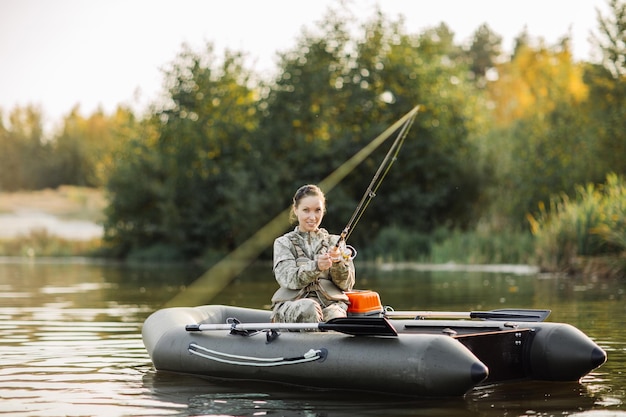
top-left (528, 173), bottom-right (626, 271)
top-left (53, 106), bottom-right (137, 187)
top-left (591, 0), bottom-right (626, 79)
top-left (0, 105), bottom-right (51, 190)
top-left (2, 1), bottom-right (625, 270)
top-left (363, 225), bottom-right (431, 262)
top-left (481, 38), bottom-right (606, 226)
top-left (584, 0), bottom-right (626, 178)
top-left (362, 224), bottom-right (534, 264)
top-left (0, 229), bottom-right (101, 257)
top-left (426, 227), bottom-right (535, 265)
top-left (104, 44), bottom-right (264, 259)
top-left (0, 105), bottom-right (136, 191)
top-left (259, 11), bottom-right (488, 246)
top-left (466, 23), bottom-right (503, 85)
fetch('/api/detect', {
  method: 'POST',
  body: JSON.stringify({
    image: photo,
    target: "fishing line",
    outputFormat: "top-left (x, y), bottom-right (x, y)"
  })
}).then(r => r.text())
top-left (338, 107), bottom-right (419, 244)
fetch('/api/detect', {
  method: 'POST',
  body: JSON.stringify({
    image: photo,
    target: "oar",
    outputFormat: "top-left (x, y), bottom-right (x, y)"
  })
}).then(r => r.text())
top-left (384, 308), bottom-right (551, 322)
top-left (186, 317), bottom-right (398, 337)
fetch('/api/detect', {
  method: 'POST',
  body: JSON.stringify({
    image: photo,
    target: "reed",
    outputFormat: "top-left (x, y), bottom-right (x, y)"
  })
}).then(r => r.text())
top-left (427, 228), bottom-right (535, 265)
top-left (0, 229), bottom-right (102, 257)
top-left (365, 225), bottom-right (534, 264)
top-left (527, 173), bottom-right (626, 273)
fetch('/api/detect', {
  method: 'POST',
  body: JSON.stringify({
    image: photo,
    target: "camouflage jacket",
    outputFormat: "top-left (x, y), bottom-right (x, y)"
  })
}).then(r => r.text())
top-left (271, 227), bottom-right (355, 304)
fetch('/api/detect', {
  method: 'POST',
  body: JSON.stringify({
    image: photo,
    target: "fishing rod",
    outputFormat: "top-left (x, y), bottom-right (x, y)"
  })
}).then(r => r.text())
top-left (334, 106), bottom-right (420, 259)
top-left (166, 105), bottom-right (419, 307)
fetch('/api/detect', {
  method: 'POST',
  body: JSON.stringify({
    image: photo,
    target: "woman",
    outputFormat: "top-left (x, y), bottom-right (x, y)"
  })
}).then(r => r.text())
top-left (271, 184), bottom-right (355, 323)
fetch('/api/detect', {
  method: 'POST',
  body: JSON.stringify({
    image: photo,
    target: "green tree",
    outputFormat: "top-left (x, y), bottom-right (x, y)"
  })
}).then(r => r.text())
top-left (103, 120), bottom-right (163, 257)
top-left (591, 0), bottom-right (626, 79)
top-left (366, 23), bottom-right (486, 235)
top-left (104, 44), bottom-right (262, 259)
top-left (257, 6), bottom-right (356, 195)
top-left (0, 105), bottom-right (54, 190)
top-left (585, 0), bottom-right (626, 177)
top-left (52, 106), bottom-right (137, 187)
top-left (466, 23), bottom-right (503, 86)
top-left (260, 11), bottom-right (487, 245)
top-left (486, 40), bottom-right (596, 226)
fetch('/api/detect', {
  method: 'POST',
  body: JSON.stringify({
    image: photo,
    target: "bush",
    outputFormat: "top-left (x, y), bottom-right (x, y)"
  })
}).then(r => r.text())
top-left (363, 226), bottom-right (431, 262)
top-left (528, 173), bottom-right (626, 272)
top-left (427, 227), bottom-right (534, 265)
top-left (362, 224), bottom-right (534, 264)
top-left (125, 243), bottom-right (186, 263)
top-left (0, 229), bottom-right (102, 257)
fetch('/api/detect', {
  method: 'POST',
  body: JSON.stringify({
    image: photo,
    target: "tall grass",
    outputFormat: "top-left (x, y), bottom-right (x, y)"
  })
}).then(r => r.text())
top-left (527, 173), bottom-right (626, 273)
top-left (363, 224), bottom-right (534, 264)
top-left (0, 229), bottom-right (102, 257)
top-left (426, 227), bottom-right (535, 265)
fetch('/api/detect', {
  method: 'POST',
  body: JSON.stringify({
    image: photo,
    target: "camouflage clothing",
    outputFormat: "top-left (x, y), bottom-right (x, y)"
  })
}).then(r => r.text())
top-left (271, 227), bottom-right (355, 323)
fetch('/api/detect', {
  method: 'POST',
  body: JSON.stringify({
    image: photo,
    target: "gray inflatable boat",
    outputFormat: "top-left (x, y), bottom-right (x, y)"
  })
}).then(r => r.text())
top-left (142, 297), bottom-right (606, 397)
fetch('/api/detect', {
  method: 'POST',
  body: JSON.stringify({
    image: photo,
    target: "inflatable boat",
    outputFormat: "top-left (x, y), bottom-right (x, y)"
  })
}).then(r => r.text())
top-left (142, 292), bottom-right (606, 397)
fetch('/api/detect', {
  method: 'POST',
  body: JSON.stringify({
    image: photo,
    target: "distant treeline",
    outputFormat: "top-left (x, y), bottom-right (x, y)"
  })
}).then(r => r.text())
top-left (1, 0), bottom-right (624, 265)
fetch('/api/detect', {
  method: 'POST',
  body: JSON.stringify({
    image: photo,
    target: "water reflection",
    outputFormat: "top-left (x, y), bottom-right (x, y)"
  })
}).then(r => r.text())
top-left (0, 259), bottom-right (624, 416)
top-left (142, 371), bottom-right (471, 417)
top-left (140, 371), bottom-right (611, 417)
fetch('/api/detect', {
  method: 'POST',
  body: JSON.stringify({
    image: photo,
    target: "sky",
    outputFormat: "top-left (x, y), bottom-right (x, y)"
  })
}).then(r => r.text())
top-left (0, 0), bottom-right (610, 131)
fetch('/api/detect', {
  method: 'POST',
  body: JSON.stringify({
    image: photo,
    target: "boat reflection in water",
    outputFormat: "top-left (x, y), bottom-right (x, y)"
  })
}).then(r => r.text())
top-left (141, 371), bottom-right (600, 417)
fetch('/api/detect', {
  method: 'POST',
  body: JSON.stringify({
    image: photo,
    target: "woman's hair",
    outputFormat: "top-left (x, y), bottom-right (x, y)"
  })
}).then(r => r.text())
top-left (290, 184), bottom-right (326, 223)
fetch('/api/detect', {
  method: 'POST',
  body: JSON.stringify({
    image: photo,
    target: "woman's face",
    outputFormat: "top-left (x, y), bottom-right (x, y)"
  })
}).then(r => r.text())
top-left (294, 195), bottom-right (325, 232)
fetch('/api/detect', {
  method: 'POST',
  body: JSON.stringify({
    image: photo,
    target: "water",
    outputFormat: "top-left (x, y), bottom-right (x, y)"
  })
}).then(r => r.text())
top-left (0, 258), bottom-right (624, 416)
top-left (0, 211), bottom-right (103, 240)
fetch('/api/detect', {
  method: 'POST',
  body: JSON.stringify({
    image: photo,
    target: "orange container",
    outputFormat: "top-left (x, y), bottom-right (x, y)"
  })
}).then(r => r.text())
top-left (346, 290), bottom-right (384, 316)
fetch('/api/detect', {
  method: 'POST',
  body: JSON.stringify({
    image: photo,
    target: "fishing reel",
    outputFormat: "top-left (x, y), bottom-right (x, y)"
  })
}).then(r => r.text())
top-left (331, 239), bottom-right (357, 262)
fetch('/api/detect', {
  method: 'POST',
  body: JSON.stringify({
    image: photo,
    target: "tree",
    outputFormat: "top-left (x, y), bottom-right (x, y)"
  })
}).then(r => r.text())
top-left (104, 43), bottom-right (263, 259)
top-left (53, 106), bottom-right (137, 187)
top-left (357, 22), bottom-right (486, 235)
top-left (485, 40), bottom-right (597, 225)
top-left (260, 11), bottom-right (487, 244)
top-left (466, 23), bottom-right (503, 86)
top-left (591, 0), bottom-right (626, 79)
top-left (0, 105), bottom-right (53, 190)
top-left (487, 36), bottom-right (587, 126)
top-left (585, 0), bottom-right (626, 177)
top-left (258, 6), bottom-right (357, 196)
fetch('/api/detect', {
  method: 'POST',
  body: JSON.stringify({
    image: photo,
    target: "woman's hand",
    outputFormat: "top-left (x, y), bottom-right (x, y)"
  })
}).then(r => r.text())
top-left (316, 253), bottom-right (333, 271)
top-left (328, 246), bottom-right (343, 263)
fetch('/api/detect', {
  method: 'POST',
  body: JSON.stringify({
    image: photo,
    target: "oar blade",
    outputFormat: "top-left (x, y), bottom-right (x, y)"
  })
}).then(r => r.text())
top-left (470, 309), bottom-right (551, 322)
top-left (321, 317), bottom-right (398, 336)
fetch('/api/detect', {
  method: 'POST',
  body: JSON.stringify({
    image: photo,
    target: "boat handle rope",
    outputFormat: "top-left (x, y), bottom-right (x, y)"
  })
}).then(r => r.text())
top-left (188, 343), bottom-right (328, 367)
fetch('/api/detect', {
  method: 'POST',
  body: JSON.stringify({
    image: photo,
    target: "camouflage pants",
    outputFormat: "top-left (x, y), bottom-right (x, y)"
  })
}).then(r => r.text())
top-left (271, 298), bottom-right (348, 323)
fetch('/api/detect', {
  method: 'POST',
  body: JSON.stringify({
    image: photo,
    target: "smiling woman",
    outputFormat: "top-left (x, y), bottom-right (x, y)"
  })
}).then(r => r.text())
top-left (270, 184), bottom-right (356, 324)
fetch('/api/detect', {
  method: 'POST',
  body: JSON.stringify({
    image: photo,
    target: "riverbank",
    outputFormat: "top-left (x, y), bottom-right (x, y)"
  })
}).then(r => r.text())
top-left (0, 186), bottom-right (106, 222)
top-left (1, 187), bottom-right (624, 279)
top-left (0, 186), bottom-right (105, 239)
top-left (0, 187), bottom-right (105, 256)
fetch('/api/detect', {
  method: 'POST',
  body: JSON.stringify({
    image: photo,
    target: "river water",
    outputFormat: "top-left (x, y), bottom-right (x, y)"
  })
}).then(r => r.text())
top-left (0, 258), bottom-right (624, 416)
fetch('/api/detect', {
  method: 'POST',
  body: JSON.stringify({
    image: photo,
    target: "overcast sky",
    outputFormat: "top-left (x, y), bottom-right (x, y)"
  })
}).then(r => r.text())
top-left (0, 0), bottom-right (610, 130)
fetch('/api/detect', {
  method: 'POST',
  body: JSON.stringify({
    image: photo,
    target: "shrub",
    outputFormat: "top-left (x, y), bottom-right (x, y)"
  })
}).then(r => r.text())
top-left (0, 229), bottom-right (102, 257)
top-left (528, 173), bottom-right (626, 272)
top-left (428, 227), bottom-right (534, 265)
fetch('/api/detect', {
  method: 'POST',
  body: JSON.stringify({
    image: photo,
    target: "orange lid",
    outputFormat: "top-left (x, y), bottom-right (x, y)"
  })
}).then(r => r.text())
top-left (346, 290), bottom-right (383, 313)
